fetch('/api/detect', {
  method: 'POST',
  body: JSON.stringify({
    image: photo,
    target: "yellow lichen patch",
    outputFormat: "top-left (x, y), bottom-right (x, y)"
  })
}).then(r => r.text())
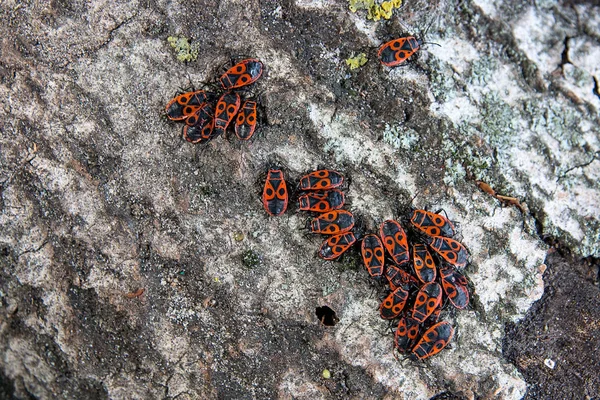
top-left (167, 36), bottom-right (199, 62)
top-left (348, 0), bottom-right (402, 21)
top-left (345, 53), bottom-right (368, 70)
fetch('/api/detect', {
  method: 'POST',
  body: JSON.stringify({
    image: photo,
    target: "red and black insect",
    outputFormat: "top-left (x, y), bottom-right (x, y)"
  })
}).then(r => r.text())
top-left (165, 90), bottom-right (210, 121)
top-left (299, 189), bottom-right (345, 212)
top-left (182, 104), bottom-right (216, 144)
top-left (361, 234), bottom-right (385, 277)
top-left (412, 243), bottom-right (436, 283)
top-left (234, 100), bottom-right (257, 141)
top-left (380, 286), bottom-right (409, 320)
top-left (299, 170), bottom-right (344, 191)
top-left (440, 266), bottom-right (469, 309)
top-left (262, 169), bottom-right (288, 217)
top-left (425, 236), bottom-right (468, 268)
top-left (411, 321), bottom-right (454, 360)
top-left (411, 209), bottom-right (455, 238)
top-left (185, 102), bottom-right (213, 127)
top-left (395, 315), bottom-right (421, 353)
top-left (214, 92), bottom-right (241, 137)
top-left (380, 220), bottom-right (410, 265)
top-left (309, 210), bottom-right (355, 235)
top-left (220, 59), bottom-right (264, 90)
top-left (385, 265), bottom-right (417, 292)
top-left (429, 301), bottom-right (442, 323)
top-left (411, 282), bottom-right (442, 323)
top-left (318, 232), bottom-right (356, 260)
top-left (378, 37), bottom-right (422, 67)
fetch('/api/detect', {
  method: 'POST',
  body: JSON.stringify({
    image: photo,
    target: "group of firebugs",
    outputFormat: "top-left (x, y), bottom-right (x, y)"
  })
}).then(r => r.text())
top-left (164, 36), bottom-right (422, 142)
top-left (165, 37), bottom-right (463, 360)
top-left (263, 169), bottom-right (356, 259)
top-left (260, 168), bottom-right (470, 360)
top-left (165, 59), bottom-right (264, 143)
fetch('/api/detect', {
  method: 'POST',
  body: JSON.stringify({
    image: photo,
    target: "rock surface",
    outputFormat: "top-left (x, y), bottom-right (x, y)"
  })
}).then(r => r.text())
top-left (0, 0), bottom-right (598, 399)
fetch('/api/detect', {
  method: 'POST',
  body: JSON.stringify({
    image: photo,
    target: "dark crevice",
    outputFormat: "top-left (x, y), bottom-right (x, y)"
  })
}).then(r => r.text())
top-left (593, 75), bottom-right (600, 101)
top-left (557, 150), bottom-right (600, 181)
top-left (559, 36), bottom-right (572, 69)
top-left (316, 306), bottom-right (339, 326)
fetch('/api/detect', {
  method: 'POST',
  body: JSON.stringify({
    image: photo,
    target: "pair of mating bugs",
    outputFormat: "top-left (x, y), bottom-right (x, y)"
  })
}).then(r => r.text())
top-left (262, 169), bottom-right (356, 260)
top-left (361, 210), bottom-right (470, 360)
top-left (165, 58), bottom-right (264, 144)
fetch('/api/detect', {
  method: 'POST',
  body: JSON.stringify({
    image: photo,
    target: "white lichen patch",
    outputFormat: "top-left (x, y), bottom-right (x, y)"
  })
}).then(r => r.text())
top-left (512, 7), bottom-right (564, 77)
top-left (347, 12), bottom-right (379, 45)
top-left (383, 124), bottom-right (419, 150)
top-left (309, 104), bottom-right (381, 165)
top-left (569, 35), bottom-right (600, 74)
top-left (424, 10), bottom-right (600, 257)
top-left (308, 103), bottom-right (417, 194)
top-left (431, 93), bottom-right (480, 125)
top-left (429, 37), bottom-right (480, 75)
top-left (471, 0), bottom-right (498, 18)
top-left (563, 36), bottom-right (600, 107)
top-left (294, 0), bottom-right (338, 9)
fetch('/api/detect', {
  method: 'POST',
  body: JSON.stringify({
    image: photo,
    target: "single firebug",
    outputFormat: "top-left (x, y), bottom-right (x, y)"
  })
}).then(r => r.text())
top-left (318, 232), bottom-right (356, 260)
top-left (220, 59), bottom-right (264, 90)
top-left (262, 169), bottom-right (288, 217)
top-left (309, 210), bottom-right (355, 235)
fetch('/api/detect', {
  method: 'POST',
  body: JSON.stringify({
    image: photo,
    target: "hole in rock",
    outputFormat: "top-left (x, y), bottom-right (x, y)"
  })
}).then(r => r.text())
top-left (315, 306), bottom-right (339, 326)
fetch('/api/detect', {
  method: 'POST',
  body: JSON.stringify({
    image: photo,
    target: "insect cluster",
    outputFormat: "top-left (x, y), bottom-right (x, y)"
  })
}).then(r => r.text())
top-left (298, 170), bottom-right (357, 261)
top-left (165, 58), bottom-right (264, 144)
top-left (262, 169), bottom-right (359, 260)
top-left (361, 210), bottom-right (470, 360)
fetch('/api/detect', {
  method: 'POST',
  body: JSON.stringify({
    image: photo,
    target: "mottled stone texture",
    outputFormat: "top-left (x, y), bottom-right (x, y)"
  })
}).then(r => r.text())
top-left (1, 0), bottom-right (598, 399)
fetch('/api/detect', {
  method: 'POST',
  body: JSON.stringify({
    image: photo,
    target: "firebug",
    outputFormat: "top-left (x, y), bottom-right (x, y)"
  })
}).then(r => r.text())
top-left (220, 59), bottom-right (264, 90)
top-left (165, 90), bottom-right (209, 121)
top-left (379, 286), bottom-right (409, 320)
top-left (380, 220), bottom-right (410, 265)
top-left (361, 234), bottom-right (385, 277)
top-left (299, 170), bottom-right (344, 191)
top-left (299, 189), bottom-right (345, 212)
top-left (214, 92), bottom-right (241, 137)
top-left (309, 210), bottom-right (355, 235)
top-left (385, 265), bottom-right (417, 292)
top-left (411, 282), bottom-right (442, 323)
top-left (182, 104), bottom-right (216, 144)
top-left (234, 100), bottom-right (258, 141)
top-left (378, 37), bottom-right (421, 67)
top-left (318, 232), bottom-right (356, 260)
top-left (262, 169), bottom-right (288, 217)
top-left (424, 236), bottom-right (468, 268)
top-left (411, 321), bottom-right (454, 360)
top-left (440, 266), bottom-right (469, 309)
top-left (411, 209), bottom-right (456, 238)
top-left (412, 243), bottom-right (436, 283)
top-left (395, 316), bottom-right (421, 353)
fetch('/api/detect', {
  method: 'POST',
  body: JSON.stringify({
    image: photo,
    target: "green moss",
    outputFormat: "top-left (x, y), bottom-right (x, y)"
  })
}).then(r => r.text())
top-left (345, 53), bottom-right (368, 70)
top-left (348, 0), bottom-right (402, 21)
top-left (336, 252), bottom-right (361, 272)
top-left (167, 36), bottom-right (199, 62)
top-left (241, 249), bottom-right (261, 269)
